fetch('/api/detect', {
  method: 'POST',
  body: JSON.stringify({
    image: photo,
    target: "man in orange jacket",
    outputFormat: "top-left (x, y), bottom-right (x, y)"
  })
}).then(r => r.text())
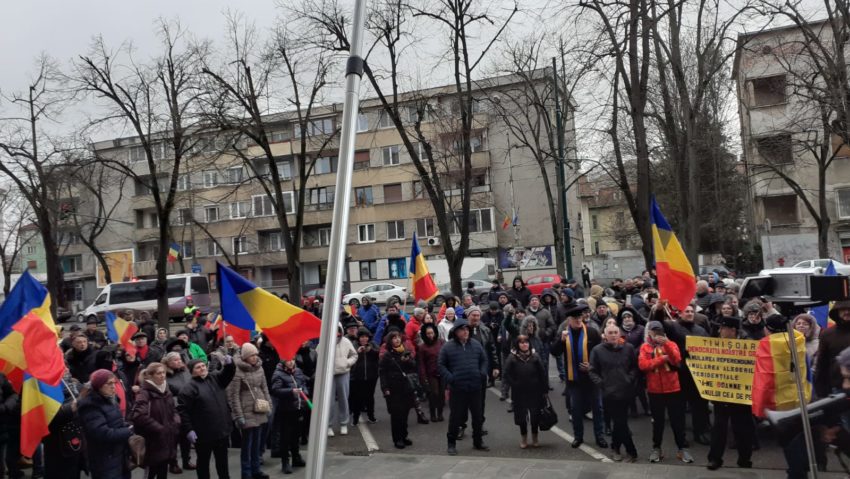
top-left (638, 321), bottom-right (692, 464)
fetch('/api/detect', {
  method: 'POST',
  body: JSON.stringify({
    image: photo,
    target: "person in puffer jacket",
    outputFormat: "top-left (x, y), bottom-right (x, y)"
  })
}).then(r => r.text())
top-left (638, 321), bottom-right (690, 464)
top-left (226, 343), bottom-right (272, 479)
top-left (349, 327), bottom-right (379, 425)
top-left (270, 359), bottom-right (309, 474)
top-left (317, 324), bottom-right (358, 436)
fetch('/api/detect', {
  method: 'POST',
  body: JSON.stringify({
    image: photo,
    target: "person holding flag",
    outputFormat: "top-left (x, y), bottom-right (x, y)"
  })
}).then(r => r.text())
top-left (409, 232), bottom-right (438, 304)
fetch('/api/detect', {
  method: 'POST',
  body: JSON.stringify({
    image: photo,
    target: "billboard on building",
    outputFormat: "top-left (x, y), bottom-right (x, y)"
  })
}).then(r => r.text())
top-left (96, 249), bottom-right (135, 288)
top-left (499, 246), bottom-right (553, 269)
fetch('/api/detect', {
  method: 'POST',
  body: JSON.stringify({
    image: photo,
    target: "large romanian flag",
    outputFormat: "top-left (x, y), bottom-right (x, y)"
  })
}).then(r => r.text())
top-left (752, 330), bottom-right (812, 418)
top-left (105, 311), bottom-right (139, 355)
top-left (650, 197), bottom-right (696, 311)
top-left (409, 232), bottom-right (438, 302)
top-left (20, 373), bottom-right (63, 456)
top-left (0, 271), bottom-right (65, 391)
top-left (217, 263), bottom-right (321, 359)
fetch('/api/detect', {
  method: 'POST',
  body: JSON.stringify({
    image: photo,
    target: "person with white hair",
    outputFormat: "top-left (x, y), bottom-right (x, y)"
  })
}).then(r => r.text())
top-left (438, 307), bottom-right (458, 342)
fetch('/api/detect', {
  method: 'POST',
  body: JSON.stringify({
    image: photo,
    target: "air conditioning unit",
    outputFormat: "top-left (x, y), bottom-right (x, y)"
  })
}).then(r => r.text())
top-left (426, 237), bottom-right (440, 246)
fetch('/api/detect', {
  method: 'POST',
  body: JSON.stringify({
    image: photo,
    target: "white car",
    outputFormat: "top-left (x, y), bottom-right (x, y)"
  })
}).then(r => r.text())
top-left (759, 259), bottom-right (850, 276)
top-left (343, 283), bottom-right (408, 306)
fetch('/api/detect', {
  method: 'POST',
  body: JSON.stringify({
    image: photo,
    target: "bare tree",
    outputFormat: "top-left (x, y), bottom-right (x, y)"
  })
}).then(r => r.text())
top-left (74, 21), bottom-right (208, 328)
top-left (0, 187), bottom-right (34, 295)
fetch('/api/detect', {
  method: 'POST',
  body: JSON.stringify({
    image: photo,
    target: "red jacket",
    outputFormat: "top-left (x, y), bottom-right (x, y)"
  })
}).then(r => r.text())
top-left (405, 318), bottom-right (422, 341)
top-left (638, 339), bottom-right (681, 394)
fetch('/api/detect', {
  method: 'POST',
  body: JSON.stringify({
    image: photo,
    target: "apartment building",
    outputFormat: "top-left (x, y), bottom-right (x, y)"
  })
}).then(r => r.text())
top-left (35, 71), bottom-right (583, 308)
top-left (733, 21), bottom-right (850, 267)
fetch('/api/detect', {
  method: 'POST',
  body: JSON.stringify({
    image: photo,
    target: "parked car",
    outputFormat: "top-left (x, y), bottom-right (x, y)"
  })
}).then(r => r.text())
top-left (301, 288), bottom-right (325, 308)
top-left (698, 264), bottom-right (733, 280)
top-left (434, 279), bottom-right (492, 305)
top-left (525, 274), bottom-right (563, 296)
top-left (342, 283), bottom-right (408, 306)
top-left (56, 306), bottom-right (74, 323)
top-left (760, 259), bottom-right (850, 276)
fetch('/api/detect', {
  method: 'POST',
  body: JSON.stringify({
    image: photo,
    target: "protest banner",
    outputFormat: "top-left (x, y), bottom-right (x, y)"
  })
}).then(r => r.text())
top-left (685, 336), bottom-right (759, 405)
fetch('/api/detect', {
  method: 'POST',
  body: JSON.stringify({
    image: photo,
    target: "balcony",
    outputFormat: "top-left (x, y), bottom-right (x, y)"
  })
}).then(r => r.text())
top-left (450, 230), bottom-right (497, 250)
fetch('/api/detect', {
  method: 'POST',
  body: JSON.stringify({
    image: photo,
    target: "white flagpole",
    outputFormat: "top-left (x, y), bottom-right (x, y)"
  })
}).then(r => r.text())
top-left (305, 1), bottom-right (368, 477)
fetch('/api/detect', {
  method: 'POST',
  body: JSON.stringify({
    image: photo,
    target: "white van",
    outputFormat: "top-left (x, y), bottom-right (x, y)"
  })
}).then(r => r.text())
top-left (77, 274), bottom-right (211, 323)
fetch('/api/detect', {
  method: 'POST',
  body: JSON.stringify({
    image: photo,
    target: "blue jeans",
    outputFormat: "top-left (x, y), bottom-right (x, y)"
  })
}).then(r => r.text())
top-left (567, 383), bottom-right (604, 442)
top-left (240, 426), bottom-right (263, 477)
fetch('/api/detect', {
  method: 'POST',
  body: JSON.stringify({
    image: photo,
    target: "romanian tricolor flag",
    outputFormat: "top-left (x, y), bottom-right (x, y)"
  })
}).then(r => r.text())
top-left (812, 261), bottom-right (837, 329)
top-left (210, 313), bottom-right (251, 346)
top-left (502, 215), bottom-right (511, 230)
top-left (217, 262), bottom-right (321, 359)
top-left (650, 197), bottom-right (696, 311)
top-left (436, 303), bottom-right (447, 323)
top-left (20, 373), bottom-right (63, 456)
top-left (343, 304), bottom-right (358, 318)
top-left (105, 311), bottom-right (139, 355)
top-left (0, 271), bottom-right (65, 391)
top-left (409, 232), bottom-right (438, 302)
top-left (167, 242), bottom-right (180, 263)
top-left (752, 330), bottom-right (812, 418)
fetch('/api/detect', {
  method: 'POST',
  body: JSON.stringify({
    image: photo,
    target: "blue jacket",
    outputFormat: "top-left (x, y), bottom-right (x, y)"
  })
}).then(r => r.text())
top-left (359, 304), bottom-right (382, 332)
top-left (270, 363), bottom-right (310, 412)
top-left (374, 311), bottom-right (410, 346)
top-left (438, 319), bottom-right (488, 392)
top-left (78, 391), bottom-right (132, 479)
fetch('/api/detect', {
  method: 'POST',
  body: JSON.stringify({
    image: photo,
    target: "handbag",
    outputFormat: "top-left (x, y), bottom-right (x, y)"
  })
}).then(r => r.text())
top-left (392, 355), bottom-right (426, 401)
top-left (127, 434), bottom-right (146, 470)
top-left (247, 383), bottom-right (271, 414)
top-left (538, 395), bottom-right (558, 431)
top-left (59, 418), bottom-right (84, 457)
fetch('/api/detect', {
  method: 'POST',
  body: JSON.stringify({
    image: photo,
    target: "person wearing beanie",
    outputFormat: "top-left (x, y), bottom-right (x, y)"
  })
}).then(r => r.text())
top-left (270, 356), bottom-right (309, 474)
top-left (793, 313), bottom-right (820, 365)
top-left (379, 331), bottom-right (418, 449)
top-left (740, 301), bottom-right (766, 341)
top-left (77, 369), bottom-right (132, 479)
top-left (317, 324), bottom-right (358, 437)
top-left (226, 343), bottom-right (272, 479)
top-left (84, 317), bottom-right (108, 350)
top-left (179, 349), bottom-right (236, 479)
top-left (815, 300), bottom-right (850, 398)
top-left (706, 316), bottom-right (754, 471)
top-left (373, 303), bottom-right (408, 345)
top-left (438, 307), bottom-right (457, 342)
top-left (357, 296), bottom-right (382, 332)
top-left (350, 327), bottom-right (380, 425)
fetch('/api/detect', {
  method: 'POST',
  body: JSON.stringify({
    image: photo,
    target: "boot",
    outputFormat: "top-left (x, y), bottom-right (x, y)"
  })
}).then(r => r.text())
top-left (429, 407), bottom-right (438, 423)
top-left (436, 408), bottom-right (444, 422)
top-left (281, 458), bottom-right (293, 475)
top-left (416, 407), bottom-right (430, 424)
top-left (520, 433), bottom-right (528, 449)
top-left (531, 433), bottom-right (539, 447)
top-left (291, 454), bottom-right (306, 468)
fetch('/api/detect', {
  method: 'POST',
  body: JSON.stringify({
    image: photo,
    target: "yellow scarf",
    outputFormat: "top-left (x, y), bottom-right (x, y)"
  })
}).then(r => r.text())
top-left (564, 324), bottom-right (588, 381)
top-left (393, 344), bottom-right (406, 354)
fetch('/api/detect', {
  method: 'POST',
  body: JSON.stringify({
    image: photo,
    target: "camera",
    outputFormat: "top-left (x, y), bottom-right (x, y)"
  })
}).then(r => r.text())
top-left (740, 273), bottom-right (850, 304)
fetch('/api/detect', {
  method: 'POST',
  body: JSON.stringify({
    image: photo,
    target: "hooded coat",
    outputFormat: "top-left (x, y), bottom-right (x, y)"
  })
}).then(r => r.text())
top-left (638, 331), bottom-right (682, 394)
top-left (417, 324), bottom-right (443, 383)
top-left (617, 307), bottom-right (645, 351)
top-left (77, 390), bottom-right (132, 478)
top-left (509, 276), bottom-right (532, 307)
top-left (528, 292), bottom-right (556, 343)
top-left (351, 331), bottom-right (380, 384)
top-left (226, 355), bottom-right (272, 428)
top-left (814, 302), bottom-right (850, 397)
top-left (437, 319), bottom-right (488, 392)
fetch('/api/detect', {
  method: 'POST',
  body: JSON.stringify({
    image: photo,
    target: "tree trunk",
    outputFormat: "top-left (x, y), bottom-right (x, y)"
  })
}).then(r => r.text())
top-left (41, 226), bottom-right (60, 318)
top-left (819, 169), bottom-right (830, 259)
top-left (685, 137), bottom-right (701, 268)
top-left (156, 223), bottom-right (171, 330)
top-left (3, 269), bottom-right (10, 296)
top-left (448, 253), bottom-right (463, 299)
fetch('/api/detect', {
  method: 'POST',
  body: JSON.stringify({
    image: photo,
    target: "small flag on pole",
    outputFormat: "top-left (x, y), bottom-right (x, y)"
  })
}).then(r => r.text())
top-left (167, 242), bottom-right (181, 263)
top-left (501, 215), bottom-right (511, 230)
top-left (105, 311), bottom-right (139, 355)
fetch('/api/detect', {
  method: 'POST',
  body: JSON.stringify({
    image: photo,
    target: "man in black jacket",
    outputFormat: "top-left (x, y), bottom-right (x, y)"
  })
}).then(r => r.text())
top-left (438, 318), bottom-right (490, 456)
top-left (815, 301), bottom-right (850, 398)
top-left (83, 317), bottom-right (107, 350)
top-left (179, 357), bottom-right (237, 479)
top-left (467, 307), bottom-right (499, 415)
top-left (590, 324), bottom-right (638, 462)
top-left (65, 335), bottom-right (97, 383)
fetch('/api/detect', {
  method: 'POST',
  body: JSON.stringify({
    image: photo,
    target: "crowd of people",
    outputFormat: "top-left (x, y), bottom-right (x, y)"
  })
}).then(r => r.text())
top-left (2, 271), bottom-right (850, 479)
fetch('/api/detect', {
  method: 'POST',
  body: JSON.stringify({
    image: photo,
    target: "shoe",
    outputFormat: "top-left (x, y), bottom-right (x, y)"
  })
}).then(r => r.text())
top-left (291, 456), bottom-right (306, 467)
top-left (352, 415), bottom-right (359, 426)
top-left (403, 438), bottom-right (413, 446)
top-left (625, 455), bottom-right (638, 463)
top-left (520, 434), bottom-right (528, 449)
top-left (500, 395), bottom-right (507, 401)
top-left (737, 460), bottom-right (752, 468)
top-left (571, 439), bottom-right (583, 448)
top-left (650, 448), bottom-right (663, 463)
top-left (694, 434), bottom-right (711, 446)
top-left (327, 428), bottom-right (335, 437)
top-left (596, 438), bottom-right (609, 449)
top-left (184, 462), bottom-right (196, 471)
top-left (394, 441), bottom-right (406, 449)
top-left (531, 433), bottom-right (539, 447)
top-left (612, 452), bottom-right (623, 462)
top-left (457, 426), bottom-right (466, 440)
top-left (340, 425), bottom-right (349, 435)
top-left (170, 464), bottom-right (183, 475)
top-left (282, 461), bottom-right (293, 475)
top-left (430, 412), bottom-right (438, 422)
top-left (447, 444), bottom-right (458, 456)
top-left (507, 405), bottom-right (513, 413)
top-left (367, 415), bottom-right (377, 424)
top-left (706, 460), bottom-right (722, 470)
top-left (436, 412), bottom-right (444, 422)
top-left (253, 473), bottom-right (270, 479)
top-left (677, 449), bottom-right (694, 463)
top-left (473, 443), bottom-right (490, 451)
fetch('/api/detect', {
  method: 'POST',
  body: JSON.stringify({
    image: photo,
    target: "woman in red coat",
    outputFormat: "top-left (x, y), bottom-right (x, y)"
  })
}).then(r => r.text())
top-left (130, 362), bottom-right (181, 479)
top-left (417, 324), bottom-right (444, 422)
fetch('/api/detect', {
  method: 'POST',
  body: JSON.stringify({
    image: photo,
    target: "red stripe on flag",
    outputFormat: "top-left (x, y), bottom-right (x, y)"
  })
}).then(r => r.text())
top-left (12, 313), bottom-right (64, 386)
top-left (20, 405), bottom-right (50, 456)
top-left (261, 311), bottom-right (321, 360)
top-left (118, 322), bottom-right (139, 356)
top-left (654, 263), bottom-right (697, 311)
top-left (412, 275), bottom-right (438, 302)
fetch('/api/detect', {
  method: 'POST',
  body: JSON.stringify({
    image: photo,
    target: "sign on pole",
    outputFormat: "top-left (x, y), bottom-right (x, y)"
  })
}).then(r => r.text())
top-left (685, 336), bottom-right (758, 405)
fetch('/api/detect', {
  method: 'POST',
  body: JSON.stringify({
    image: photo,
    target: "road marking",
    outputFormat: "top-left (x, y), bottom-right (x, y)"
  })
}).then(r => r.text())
top-left (357, 422), bottom-right (380, 452)
top-left (487, 387), bottom-right (612, 463)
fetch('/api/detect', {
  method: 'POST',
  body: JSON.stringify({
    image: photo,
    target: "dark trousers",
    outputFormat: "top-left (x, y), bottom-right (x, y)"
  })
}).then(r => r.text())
top-left (350, 378), bottom-right (378, 419)
top-left (195, 437), bottom-right (230, 479)
top-left (605, 398), bottom-right (637, 456)
top-left (648, 392), bottom-right (687, 449)
top-left (389, 408), bottom-right (410, 443)
top-left (0, 439), bottom-right (21, 479)
top-left (567, 383), bottom-right (604, 442)
top-left (447, 389), bottom-right (484, 446)
top-left (426, 377), bottom-right (445, 413)
top-left (707, 403), bottom-right (754, 465)
top-left (278, 410), bottom-right (303, 462)
top-left (680, 371), bottom-right (710, 436)
top-left (145, 461), bottom-right (169, 479)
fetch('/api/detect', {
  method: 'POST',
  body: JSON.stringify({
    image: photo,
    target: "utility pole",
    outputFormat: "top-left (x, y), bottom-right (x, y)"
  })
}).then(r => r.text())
top-left (552, 58), bottom-right (573, 278)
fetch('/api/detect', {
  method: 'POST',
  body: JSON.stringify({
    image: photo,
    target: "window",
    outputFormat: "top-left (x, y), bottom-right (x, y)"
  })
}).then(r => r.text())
top-left (269, 129), bottom-right (291, 143)
top-left (205, 206), bottom-right (220, 223)
top-left (229, 201), bottom-right (251, 219)
top-left (751, 75), bottom-right (787, 107)
top-left (204, 239), bottom-right (223, 257)
top-left (149, 213), bottom-right (159, 228)
top-left (309, 187), bottom-right (334, 208)
top-left (224, 167), bottom-right (245, 184)
top-left (450, 208), bottom-right (493, 234)
top-left (261, 231), bottom-right (285, 252)
top-left (417, 218), bottom-right (436, 237)
top-left (592, 215), bottom-right (598, 230)
top-left (304, 226), bottom-right (332, 247)
top-left (175, 208), bottom-right (193, 225)
top-left (357, 224), bottom-right (376, 243)
top-left (594, 241), bottom-right (600, 255)
top-left (61, 256), bottom-right (82, 274)
top-left (412, 180), bottom-right (425, 199)
top-left (383, 183), bottom-right (403, 203)
top-left (275, 159), bottom-right (293, 180)
top-left (203, 170), bottom-right (218, 188)
top-left (233, 236), bottom-right (249, 255)
top-left (134, 177), bottom-right (152, 196)
top-left (839, 189), bottom-right (850, 219)
top-left (387, 220), bottom-right (405, 241)
top-left (294, 118), bottom-right (334, 137)
top-left (26, 245), bottom-right (36, 255)
top-left (357, 113), bottom-right (369, 132)
top-left (471, 98), bottom-right (483, 114)
top-left (470, 135), bottom-right (484, 152)
top-left (135, 210), bottom-right (145, 229)
top-left (353, 150), bottom-right (370, 170)
top-left (280, 191), bottom-right (295, 214)
top-left (252, 195), bottom-right (275, 217)
top-left (182, 241), bottom-right (193, 259)
top-left (314, 156), bottom-right (337, 175)
top-left (354, 186), bottom-right (373, 206)
top-left (129, 146), bottom-right (146, 163)
top-left (756, 135), bottom-right (793, 165)
top-left (382, 145), bottom-right (400, 166)
top-left (359, 260), bottom-right (378, 280)
top-left (616, 211), bottom-right (625, 225)
top-left (378, 112), bottom-right (394, 129)
top-left (388, 258), bottom-right (407, 279)
top-left (762, 194), bottom-right (799, 225)
top-left (319, 227), bottom-right (331, 246)
top-left (176, 174), bottom-right (190, 191)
